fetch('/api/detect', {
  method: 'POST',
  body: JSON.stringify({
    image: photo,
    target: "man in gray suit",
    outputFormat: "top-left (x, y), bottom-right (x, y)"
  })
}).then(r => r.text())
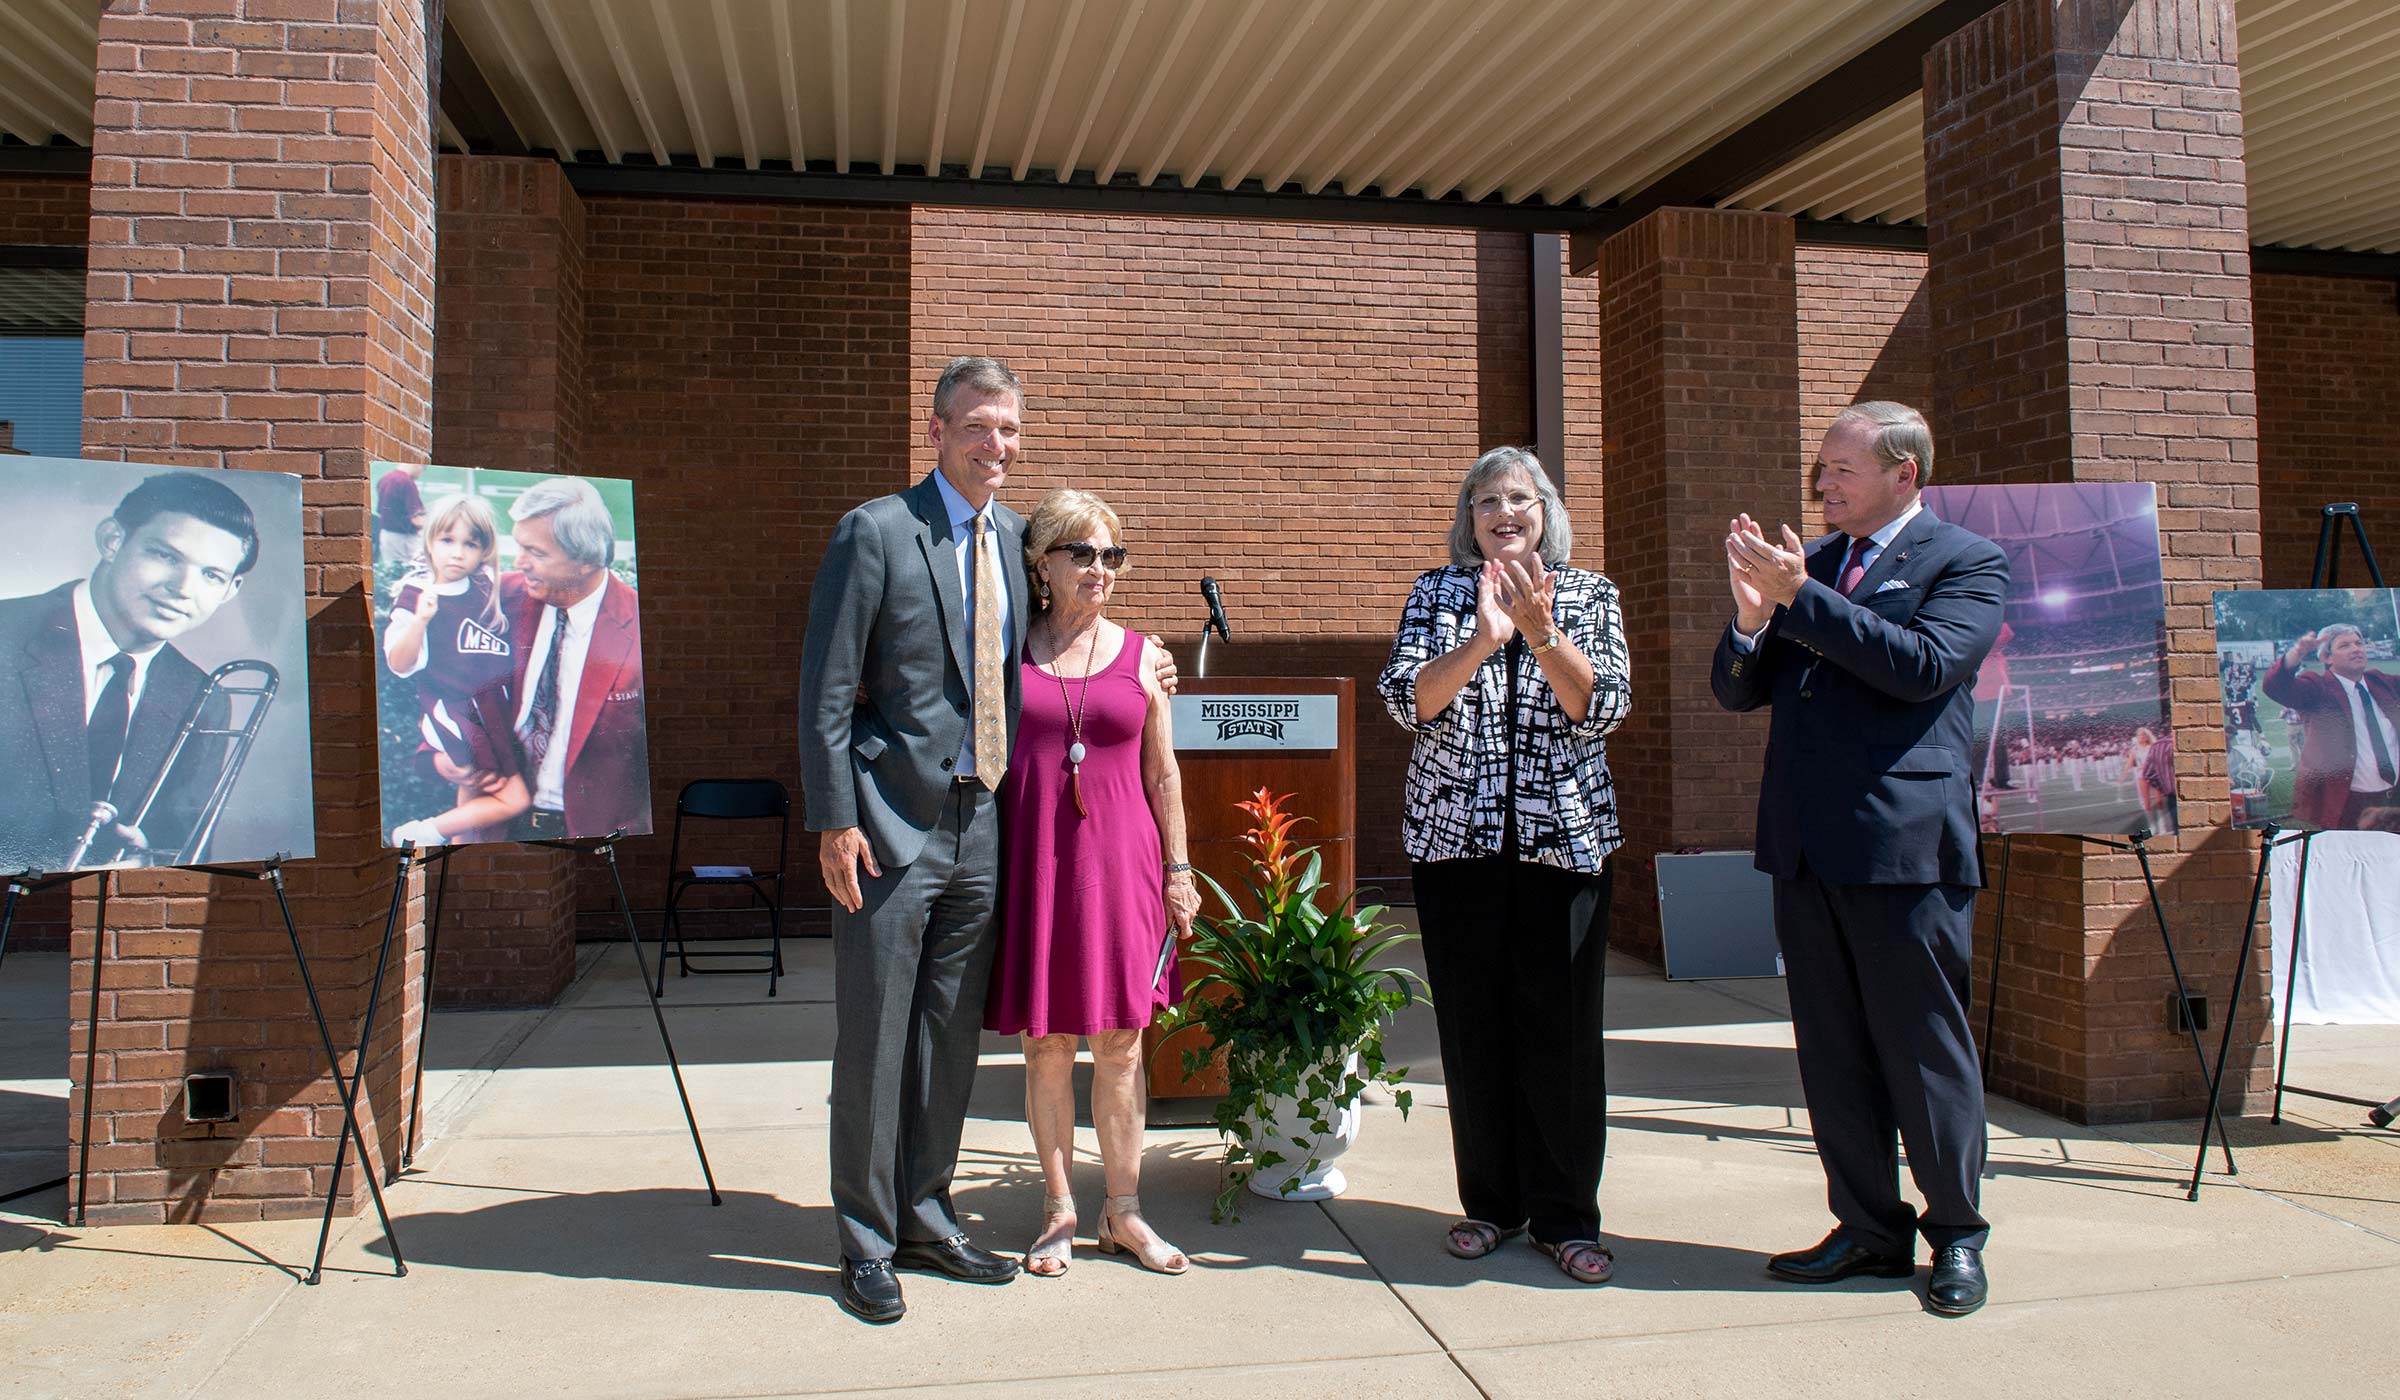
top-left (800, 357), bottom-right (1177, 1323)
top-left (800, 356), bottom-right (1027, 1322)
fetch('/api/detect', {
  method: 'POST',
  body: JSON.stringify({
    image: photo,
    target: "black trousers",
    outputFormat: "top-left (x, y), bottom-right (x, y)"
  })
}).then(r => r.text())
top-left (1774, 864), bottom-right (1990, 1254)
top-left (1413, 857), bottom-right (1613, 1244)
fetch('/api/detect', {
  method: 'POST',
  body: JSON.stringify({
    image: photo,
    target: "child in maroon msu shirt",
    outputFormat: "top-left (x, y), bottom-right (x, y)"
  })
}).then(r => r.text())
top-left (381, 493), bottom-right (531, 845)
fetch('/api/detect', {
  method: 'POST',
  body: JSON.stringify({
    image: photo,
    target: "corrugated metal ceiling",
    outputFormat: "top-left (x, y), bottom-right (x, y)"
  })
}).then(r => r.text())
top-left (1734, 0), bottom-right (2400, 253)
top-left (1, 2), bottom-right (2394, 253)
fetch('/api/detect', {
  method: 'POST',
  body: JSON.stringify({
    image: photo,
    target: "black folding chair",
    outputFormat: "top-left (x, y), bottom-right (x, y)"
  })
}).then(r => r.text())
top-left (655, 778), bottom-right (791, 998)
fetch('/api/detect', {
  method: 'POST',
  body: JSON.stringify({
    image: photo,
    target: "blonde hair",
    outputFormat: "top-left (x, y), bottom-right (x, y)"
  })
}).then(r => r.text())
top-left (1024, 488), bottom-right (1125, 613)
top-left (414, 492), bottom-right (506, 633)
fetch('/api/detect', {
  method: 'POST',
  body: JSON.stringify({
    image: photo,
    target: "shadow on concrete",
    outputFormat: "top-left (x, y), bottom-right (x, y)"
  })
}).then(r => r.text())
top-left (361, 1186), bottom-right (837, 1300)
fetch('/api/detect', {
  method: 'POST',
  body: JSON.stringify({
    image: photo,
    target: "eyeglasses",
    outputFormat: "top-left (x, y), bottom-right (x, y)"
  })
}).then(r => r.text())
top-left (1048, 541), bottom-right (1128, 569)
top-left (1472, 491), bottom-right (1542, 515)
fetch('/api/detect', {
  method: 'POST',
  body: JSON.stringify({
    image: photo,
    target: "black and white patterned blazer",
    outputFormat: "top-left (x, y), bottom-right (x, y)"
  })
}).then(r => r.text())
top-left (1377, 564), bottom-right (1632, 874)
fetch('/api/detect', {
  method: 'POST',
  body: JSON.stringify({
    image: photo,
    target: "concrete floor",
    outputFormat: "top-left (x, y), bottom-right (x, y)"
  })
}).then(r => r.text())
top-left (3, 929), bottom-right (2397, 1400)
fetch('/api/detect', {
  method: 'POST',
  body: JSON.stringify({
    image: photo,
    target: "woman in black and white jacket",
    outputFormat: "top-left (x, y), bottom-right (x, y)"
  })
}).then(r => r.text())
top-left (1376, 445), bottom-right (1632, 1286)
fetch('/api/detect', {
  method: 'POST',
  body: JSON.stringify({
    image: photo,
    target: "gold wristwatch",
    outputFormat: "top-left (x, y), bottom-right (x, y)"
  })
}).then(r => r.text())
top-left (1530, 630), bottom-right (1563, 655)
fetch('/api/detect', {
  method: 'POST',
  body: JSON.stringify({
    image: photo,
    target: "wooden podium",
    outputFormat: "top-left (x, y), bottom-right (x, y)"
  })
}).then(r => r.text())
top-left (1145, 676), bottom-right (1356, 1098)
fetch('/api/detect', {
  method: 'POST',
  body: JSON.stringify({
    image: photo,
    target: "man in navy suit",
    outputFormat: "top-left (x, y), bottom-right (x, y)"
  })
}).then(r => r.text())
top-left (0, 472), bottom-right (251, 874)
top-left (1711, 401), bottom-right (2008, 1317)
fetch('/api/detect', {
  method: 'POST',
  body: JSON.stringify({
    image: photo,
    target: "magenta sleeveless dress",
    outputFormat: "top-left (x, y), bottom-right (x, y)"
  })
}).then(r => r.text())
top-left (986, 628), bottom-right (1179, 1037)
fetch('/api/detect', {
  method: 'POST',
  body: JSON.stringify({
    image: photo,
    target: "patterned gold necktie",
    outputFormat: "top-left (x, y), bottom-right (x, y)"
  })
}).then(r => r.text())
top-left (972, 513), bottom-right (1006, 790)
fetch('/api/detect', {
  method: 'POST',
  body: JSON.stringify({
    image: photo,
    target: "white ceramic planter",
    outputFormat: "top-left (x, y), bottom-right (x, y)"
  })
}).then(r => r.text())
top-left (1245, 1050), bottom-right (1363, 1202)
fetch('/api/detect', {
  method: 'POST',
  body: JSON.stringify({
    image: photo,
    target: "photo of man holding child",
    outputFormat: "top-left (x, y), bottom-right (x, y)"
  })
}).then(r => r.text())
top-left (371, 463), bottom-right (652, 848)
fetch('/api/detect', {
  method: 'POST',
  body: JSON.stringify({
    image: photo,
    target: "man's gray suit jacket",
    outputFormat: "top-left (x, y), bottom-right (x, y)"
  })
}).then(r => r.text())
top-left (797, 473), bottom-right (1028, 869)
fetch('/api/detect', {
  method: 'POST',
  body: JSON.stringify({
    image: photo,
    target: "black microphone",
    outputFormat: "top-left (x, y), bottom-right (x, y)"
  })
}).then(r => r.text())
top-left (1199, 575), bottom-right (1232, 642)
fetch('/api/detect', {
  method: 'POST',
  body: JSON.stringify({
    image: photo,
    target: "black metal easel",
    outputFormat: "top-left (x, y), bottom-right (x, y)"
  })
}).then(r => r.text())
top-left (388, 832), bottom-right (719, 1206)
top-left (397, 844), bottom-right (453, 1170)
top-left (2259, 503), bottom-right (2398, 1130)
top-left (0, 858), bottom-right (406, 1282)
top-left (1977, 826), bottom-right (2237, 1191)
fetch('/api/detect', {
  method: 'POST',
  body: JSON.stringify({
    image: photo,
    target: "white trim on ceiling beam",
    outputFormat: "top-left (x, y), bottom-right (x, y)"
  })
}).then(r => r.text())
top-left (1057, 0), bottom-right (1147, 182)
top-left (1345, 0), bottom-right (1576, 201)
top-left (1015, 0), bottom-right (1087, 181)
top-left (1095, 0), bottom-right (1206, 186)
top-left (709, 0), bottom-right (762, 168)
top-left (1180, 0), bottom-right (1332, 190)
top-left (1265, 0), bottom-right (1451, 195)
top-left (880, 0), bottom-right (907, 175)
top-left (477, 2), bottom-right (579, 157)
top-left (650, 0), bottom-right (717, 167)
top-left (592, 0), bottom-right (673, 166)
top-left (0, 7), bottom-right (94, 141)
top-left (830, 0), bottom-right (852, 172)
top-left (969, 0), bottom-right (1028, 178)
top-left (925, 0), bottom-right (968, 173)
top-left (530, 0), bottom-right (625, 162)
top-left (1141, 0), bottom-right (1269, 189)
top-left (769, 0), bottom-right (807, 167)
top-left (1394, 0), bottom-right (1621, 204)
top-left (1220, 0), bottom-right (1386, 194)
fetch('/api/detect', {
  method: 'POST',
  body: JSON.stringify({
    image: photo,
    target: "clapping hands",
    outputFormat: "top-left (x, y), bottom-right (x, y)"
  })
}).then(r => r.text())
top-left (1477, 558), bottom-right (1555, 648)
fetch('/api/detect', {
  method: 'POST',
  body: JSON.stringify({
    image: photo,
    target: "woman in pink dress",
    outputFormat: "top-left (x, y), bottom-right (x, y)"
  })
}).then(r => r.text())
top-left (986, 489), bottom-right (1201, 1278)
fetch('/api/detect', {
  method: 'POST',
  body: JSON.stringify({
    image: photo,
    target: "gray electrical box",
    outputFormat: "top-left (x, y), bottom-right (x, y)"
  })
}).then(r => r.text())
top-left (1655, 851), bottom-right (1783, 980)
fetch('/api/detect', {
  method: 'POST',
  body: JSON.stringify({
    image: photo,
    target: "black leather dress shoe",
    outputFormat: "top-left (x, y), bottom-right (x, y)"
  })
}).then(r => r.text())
top-left (839, 1258), bottom-right (905, 1323)
top-left (1926, 1246), bottom-right (1989, 1316)
top-left (892, 1234), bottom-right (1021, 1284)
top-left (1766, 1231), bottom-right (1916, 1284)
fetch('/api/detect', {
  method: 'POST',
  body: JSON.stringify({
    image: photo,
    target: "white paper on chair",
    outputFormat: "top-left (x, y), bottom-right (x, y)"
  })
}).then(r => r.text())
top-left (693, 865), bottom-right (752, 879)
top-left (2270, 832), bottom-right (2400, 1025)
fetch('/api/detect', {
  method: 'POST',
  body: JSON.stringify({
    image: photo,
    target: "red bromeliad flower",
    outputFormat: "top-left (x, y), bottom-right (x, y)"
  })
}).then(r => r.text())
top-left (1235, 787), bottom-right (1307, 894)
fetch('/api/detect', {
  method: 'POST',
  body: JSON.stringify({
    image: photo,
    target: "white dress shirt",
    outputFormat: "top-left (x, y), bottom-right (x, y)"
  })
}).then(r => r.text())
top-left (931, 470), bottom-right (1015, 780)
top-left (514, 579), bottom-right (610, 812)
top-left (2337, 672), bottom-right (2400, 792)
top-left (72, 580), bottom-right (159, 724)
top-left (1732, 499), bottom-right (1925, 653)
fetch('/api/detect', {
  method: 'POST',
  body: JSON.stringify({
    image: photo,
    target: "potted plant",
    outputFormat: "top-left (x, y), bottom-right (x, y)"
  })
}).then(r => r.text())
top-left (1169, 788), bottom-right (1424, 1222)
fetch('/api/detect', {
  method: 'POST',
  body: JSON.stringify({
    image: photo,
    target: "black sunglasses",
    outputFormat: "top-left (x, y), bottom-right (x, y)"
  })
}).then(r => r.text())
top-left (1047, 541), bottom-right (1128, 569)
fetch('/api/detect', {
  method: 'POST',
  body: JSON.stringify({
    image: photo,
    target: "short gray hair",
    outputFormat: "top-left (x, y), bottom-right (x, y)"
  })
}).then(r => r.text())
top-left (1833, 400), bottom-right (1936, 487)
top-left (933, 356), bottom-right (1024, 421)
top-left (1447, 446), bottom-right (1573, 569)
top-left (2318, 623), bottom-right (2365, 660)
top-left (511, 476), bottom-right (616, 568)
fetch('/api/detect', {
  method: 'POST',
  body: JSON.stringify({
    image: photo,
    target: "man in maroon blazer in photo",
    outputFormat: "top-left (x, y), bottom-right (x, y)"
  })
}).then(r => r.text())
top-left (434, 475), bottom-right (650, 841)
top-left (2262, 622), bottom-right (2400, 831)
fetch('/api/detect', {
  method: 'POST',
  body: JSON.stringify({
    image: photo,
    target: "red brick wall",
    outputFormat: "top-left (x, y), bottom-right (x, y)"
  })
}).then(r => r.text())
top-left (909, 207), bottom-right (1546, 888)
top-left (2254, 273), bottom-right (2400, 589)
top-left (0, 173), bottom-right (89, 245)
top-left (579, 196), bottom-right (915, 912)
top-left (72, 0), bottom-right (433, 1223)
top-left (1928, 0), bottom-right (2265, 1123)
top-left (1797, 244), bottom-right (1932, 536)
top-left (1596, 209), bottom-right (1802, 960)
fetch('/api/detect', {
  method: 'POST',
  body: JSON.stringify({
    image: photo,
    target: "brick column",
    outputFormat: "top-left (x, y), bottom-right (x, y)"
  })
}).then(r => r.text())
top-left (75, 0), bottom-right (434, 1221)
top-left (1927, 0), bottom-right (2265, 1121)
top-left (426, 154), bottom-right (584, 1008)
top-left (1596, 208), bottom-right (1803, 958)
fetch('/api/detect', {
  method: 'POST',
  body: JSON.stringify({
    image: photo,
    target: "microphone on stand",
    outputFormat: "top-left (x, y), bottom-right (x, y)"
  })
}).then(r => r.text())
top-left (1200, 576), bottom-right (1232, 643)
top-left (1197, 576), bottom-right (1232, 680)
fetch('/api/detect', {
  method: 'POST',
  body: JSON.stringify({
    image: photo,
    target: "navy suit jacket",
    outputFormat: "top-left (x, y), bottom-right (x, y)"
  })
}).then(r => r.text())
top-left (1710, 508), bottom-right (2009, 887)
top-left (0, 583), bottom-right (226, 873)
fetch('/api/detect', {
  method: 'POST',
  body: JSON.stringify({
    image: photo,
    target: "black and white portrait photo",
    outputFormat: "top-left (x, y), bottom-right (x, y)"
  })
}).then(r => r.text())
top-left (0, 457), bottom-right (315, 875)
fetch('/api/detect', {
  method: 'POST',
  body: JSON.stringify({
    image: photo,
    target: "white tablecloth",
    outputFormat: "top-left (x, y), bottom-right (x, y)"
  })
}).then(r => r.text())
top-left (2270, 831), bottom-right (2400, 1024)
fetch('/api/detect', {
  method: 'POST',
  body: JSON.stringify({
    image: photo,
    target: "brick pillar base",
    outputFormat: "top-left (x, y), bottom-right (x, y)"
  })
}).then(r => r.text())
top-left (1597, 209), bottom-right (1803, 959)
top-left (72, 0), bottom-right (435, 1222)
top-left (1928, 0), bottom-right (2266, 1121)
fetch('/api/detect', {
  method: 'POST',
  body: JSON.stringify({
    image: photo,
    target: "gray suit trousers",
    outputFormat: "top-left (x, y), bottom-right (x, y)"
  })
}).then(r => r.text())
top-left (829, 780), bottom-right (1002, 1262)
